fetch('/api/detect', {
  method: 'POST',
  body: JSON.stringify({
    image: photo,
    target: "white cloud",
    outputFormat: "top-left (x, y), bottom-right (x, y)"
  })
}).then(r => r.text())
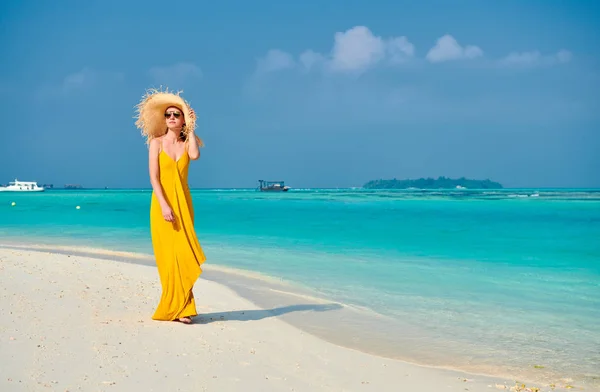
top-left (35, 67), bottom-right (124, 99)
top-left (426, 34), bottom-right (483, 63)
top-left (387, 36), bottom-right (416, 64)
top-left (254, 27), bottom-right (571, 75)
top-left (148, 62), bottom-right (202, 86)
top-left (327, 26), bottom-right (415, 73)
top-left (556, 49), bottom-right (573, 63)
top-left (329, 26), bottom-right (387, 72)
top-left (256, 26), bottom-right (415, 75)
top-left (62, 68), bottom-right (96, 91)
top-left (499, 49), bottom-right (573, 68)
top-left (256, 49), bottom-right (296, 73)
top-left (299, 50), bottom-right (325, 72)
top-left (501, 51), bottom-right (541, 66)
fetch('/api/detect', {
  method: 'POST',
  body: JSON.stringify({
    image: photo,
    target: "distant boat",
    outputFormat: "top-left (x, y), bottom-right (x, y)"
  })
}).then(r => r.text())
top-left (0, 178), bottom-right (45, 192)
top-left (258, 180), bottom-right (290, 192)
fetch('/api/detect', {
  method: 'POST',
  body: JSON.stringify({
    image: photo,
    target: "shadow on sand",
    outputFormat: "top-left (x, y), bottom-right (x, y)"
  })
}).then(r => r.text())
top-left (194, 303), bottom-right (343, 324)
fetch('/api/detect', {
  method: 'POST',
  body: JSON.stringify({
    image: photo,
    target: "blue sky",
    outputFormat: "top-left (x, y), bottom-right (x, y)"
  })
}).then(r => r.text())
top-left (1, 0), bottom-right (598, 188)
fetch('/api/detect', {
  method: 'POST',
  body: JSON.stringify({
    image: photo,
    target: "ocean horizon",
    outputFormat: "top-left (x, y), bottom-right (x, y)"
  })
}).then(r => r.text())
top-left (2, 187), bottom-right (599, 389)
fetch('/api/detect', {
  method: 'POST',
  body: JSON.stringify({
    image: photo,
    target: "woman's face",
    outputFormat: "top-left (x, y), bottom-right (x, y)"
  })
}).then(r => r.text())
top-left (164, 106), bottom-right (184, 130)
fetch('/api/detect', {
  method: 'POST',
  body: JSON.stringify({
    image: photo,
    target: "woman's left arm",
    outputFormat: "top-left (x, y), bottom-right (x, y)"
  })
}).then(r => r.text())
top-left (187, 130), bottom-right (200, 160)
top-left (187, 109), bottom-right (200, 160)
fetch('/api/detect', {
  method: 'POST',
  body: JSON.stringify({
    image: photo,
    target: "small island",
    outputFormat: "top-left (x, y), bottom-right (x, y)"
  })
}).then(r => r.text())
top-left (363, 176), bottom-right (503, 189)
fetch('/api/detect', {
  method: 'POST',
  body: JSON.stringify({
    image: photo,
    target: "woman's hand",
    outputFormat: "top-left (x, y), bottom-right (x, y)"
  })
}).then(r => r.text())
top-left (189, 108), bottom-right (196, 121)
top-left (161, 204), bottom-right (175, 222)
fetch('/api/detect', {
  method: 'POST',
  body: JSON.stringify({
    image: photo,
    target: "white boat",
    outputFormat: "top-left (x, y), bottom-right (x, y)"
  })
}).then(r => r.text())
top-left (0, 179), bottom-right (45, 192)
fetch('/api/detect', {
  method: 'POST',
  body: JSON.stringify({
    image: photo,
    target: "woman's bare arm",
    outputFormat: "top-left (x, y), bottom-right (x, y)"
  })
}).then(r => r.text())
top-left (149, 138), bottom-right (174, 221)
top-left (187, 109), bottom-right (201, 160)
top-left (187, 132), bottom-right (200, 160)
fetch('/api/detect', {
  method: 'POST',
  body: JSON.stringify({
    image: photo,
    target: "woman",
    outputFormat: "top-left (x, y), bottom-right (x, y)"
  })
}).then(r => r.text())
top-left (135, 88), bottom-right (206, 324)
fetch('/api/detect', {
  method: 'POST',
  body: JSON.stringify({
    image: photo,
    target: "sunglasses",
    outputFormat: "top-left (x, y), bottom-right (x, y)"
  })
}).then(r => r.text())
top-left (164, 111), bottom-right (182, 118)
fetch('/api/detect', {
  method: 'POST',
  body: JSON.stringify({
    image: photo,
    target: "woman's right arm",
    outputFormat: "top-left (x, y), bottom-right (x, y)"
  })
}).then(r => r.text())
top-left (149, 139), bottom-right (174, 222)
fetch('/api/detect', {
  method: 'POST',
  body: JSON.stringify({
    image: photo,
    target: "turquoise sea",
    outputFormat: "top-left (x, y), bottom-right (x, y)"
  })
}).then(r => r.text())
top-left (1, 188), bottom-right (599, 389)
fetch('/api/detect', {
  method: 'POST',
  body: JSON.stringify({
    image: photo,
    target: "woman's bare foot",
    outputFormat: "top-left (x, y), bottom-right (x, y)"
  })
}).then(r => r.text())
top-left (177, 317), bottom-right (192, 324)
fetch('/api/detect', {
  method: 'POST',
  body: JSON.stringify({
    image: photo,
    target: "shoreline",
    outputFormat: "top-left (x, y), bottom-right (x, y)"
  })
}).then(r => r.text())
top-left (0, 246), bottom-right (524, 392)
top-left (0, 242), bottom-right (588, 391)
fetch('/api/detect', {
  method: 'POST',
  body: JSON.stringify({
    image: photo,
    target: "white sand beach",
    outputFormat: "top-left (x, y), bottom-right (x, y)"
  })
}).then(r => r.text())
top-left (0, 247), bottom-right (564, 392)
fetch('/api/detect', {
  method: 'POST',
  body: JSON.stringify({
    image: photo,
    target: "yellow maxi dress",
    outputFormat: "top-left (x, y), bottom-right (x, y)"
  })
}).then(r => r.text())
top-left (150, 144), bottom-right (206, 321)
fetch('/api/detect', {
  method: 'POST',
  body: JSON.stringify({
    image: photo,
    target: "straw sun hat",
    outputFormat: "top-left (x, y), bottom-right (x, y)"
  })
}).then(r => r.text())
top-left (134, 87), bottom-right (204, 147)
